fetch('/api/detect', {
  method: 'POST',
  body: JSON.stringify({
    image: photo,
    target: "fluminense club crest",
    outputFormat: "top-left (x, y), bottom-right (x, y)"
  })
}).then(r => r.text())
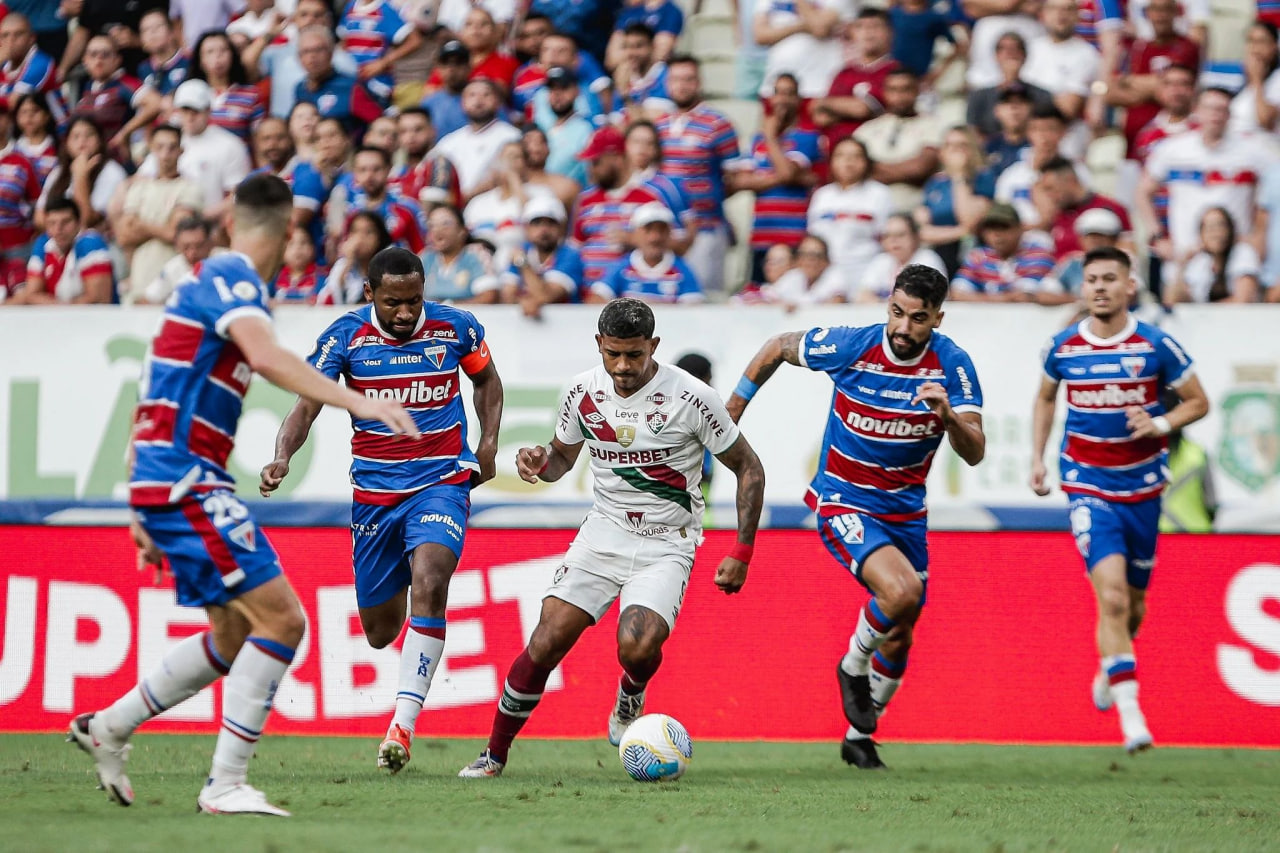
top-left (646, 410), bottom-right (668, 435)
top-left (1218, 365), bottom-right (1280, 492)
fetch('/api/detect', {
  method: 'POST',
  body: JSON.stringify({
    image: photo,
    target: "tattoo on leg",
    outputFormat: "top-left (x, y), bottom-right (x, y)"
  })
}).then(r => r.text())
top-left (619, 606), bottom-right (668, 646)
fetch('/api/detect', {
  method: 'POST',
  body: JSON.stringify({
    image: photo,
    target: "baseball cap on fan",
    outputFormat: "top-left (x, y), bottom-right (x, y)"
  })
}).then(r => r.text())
top-left (439, 40), bottom-right (470, 64)
top-left (1074, 207), bottom-right (1123, 236)
top-left (576, 125), bottom-right (625, 160)
top-left (173, 79), bottom-right (213, 111)
top-left (522, 195), bottom-right (567, 224)
top-left (631, 202), bottom-right (675, 229)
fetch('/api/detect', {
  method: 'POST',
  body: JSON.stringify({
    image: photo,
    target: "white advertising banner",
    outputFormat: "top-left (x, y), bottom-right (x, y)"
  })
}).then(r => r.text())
top-left (0, 304), bottom-right (1277, 530)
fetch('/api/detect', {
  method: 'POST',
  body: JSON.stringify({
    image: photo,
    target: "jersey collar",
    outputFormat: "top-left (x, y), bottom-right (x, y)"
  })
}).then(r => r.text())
top-left (1078, 313), bottom-right (1136, 346)
top-left (629, 249), bottom-right (675, 277)
top-left (879, 327), bottom-right (932, 367)
top-left (370, 304), bottom-right (427, 340)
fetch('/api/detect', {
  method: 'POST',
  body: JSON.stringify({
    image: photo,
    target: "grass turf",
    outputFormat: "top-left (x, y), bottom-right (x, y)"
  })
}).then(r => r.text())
top-left (0, 735), bottom-right (1275, 852)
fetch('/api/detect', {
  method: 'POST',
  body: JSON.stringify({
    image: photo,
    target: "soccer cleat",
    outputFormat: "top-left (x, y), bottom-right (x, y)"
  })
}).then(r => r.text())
top-left (377, 724), bottom-right (412, 774)
top-left (841, 735), bottom-right (887, 770)
top-left (457, 750), bottom-right (504, 778)
top-left (67, 713), bottom-right (134, 806)
top-left (197, 783), bottom-right (291, 816)
top-left (1092, 671), bottom-right (1114, 712)
top-left (837, 662), bottom-right (877, 735)
top-left (1121, 712), bottom-right (1154, 755)
top-left (607, 685), bottom-right (646, 747)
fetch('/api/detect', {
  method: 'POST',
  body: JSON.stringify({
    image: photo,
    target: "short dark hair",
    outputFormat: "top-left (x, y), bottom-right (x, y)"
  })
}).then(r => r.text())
top-left (885, 68), bottom-right (918, 83)
top-left (666, 52), bottom-right (700, 71)
top-left (798, 233), bottom-right (830, 258)
top-left (773, 72), bottom-right (799, 91)
top-left (235, 173), bottom-right (294, 211)
top-left (399, 106), bottom-right (431, 123)
top-left (624, 119), bottom-right (662, 161)
top-left (44, 196), bottom-right (81, 220)
top-left (1083, 246), bottom-right (1131, 271)
top-left (598, 297), bottom-right (656, 339)
top-left (368, 246), bottom-right (424, 290)
top-left (1040, 156), bottom-right (1077, 177)
top-left (1029, 103), bottom-right (1067, 125)
top-left (887, 212), bottom-right (920, 238)
top-left (1199, 85), bottom-right (1235, 101)
top-left (175, 215), bottom-right (210, 238)
top-left (995, 30), bottom-right (1028, 54)
top-left (857, 7), bottom-right (891, 25)
top-left (354, 144), bottom-right (392, 165)
top-left (893, 264), bottom-right (949, 309)
top-left (675, 352), bottom-right (712, 383)
top-left (150, 123), bottom-right (181, 144)
top-left (523, 11), bottom-right (551, 26)
top-left (623, 21), bottom-right (656, 40)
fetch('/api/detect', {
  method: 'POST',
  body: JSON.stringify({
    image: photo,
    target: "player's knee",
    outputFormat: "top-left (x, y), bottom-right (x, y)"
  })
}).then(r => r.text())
top-left (880, 574), bottom-right (923, 616)
top-left (527, 628), bottom-right (570, 668)
top-left (275, 599), bottom-right (307, 648)
top-left (364, 622), bottom-right (399, 649)
top-left (617, 636), bottom-right (663, 670)
top-left (1097, 584), bottom-right (1130, 622)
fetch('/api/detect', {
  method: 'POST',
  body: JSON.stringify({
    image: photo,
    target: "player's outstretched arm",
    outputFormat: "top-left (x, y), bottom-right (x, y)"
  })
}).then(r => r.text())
top-left (227, 315), bottom-right (421, 439)
top-left (469, 361), bottom-right (504, 485)
top-left (1030, 376), bottom-right (1059, 496)
top-left (515, 438), bottom-right (583, 484)
top-left (725, 331), bottom-right (806, 423)
top-left (711, 434), bottom-right (766, 595)
top-left (260, 396), bottom-right (323, 497)
top-left (912, 381), bottom-right (986, 466)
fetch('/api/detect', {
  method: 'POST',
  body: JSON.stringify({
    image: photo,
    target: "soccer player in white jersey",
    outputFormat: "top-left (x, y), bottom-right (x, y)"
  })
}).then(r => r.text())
top-left (458, 298), bottom-right (766, 778)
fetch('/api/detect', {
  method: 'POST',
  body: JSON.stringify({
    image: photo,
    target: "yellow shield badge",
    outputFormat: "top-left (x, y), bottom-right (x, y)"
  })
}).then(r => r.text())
top-left (617, 425), bottom-right (636, 447)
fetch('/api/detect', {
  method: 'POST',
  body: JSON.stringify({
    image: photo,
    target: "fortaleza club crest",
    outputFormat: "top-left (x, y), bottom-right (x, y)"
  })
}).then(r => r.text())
top-left (1218, 365), bottom-right (1280, 492)
top-left (646, 410), bottom-right (669, 435)
top-left (617, 425), bottom-right (636, 447)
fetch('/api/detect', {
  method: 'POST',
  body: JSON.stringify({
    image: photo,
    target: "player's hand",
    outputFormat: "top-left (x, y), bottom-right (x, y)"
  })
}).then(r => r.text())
top-left (516, 445), bottom-right (549, 483)
top-left (130, 515), bottom-right (165, 584)
top-left (1126, 405), bottom-right (1163, 439)
top-left (353, 397), bottom-right (421, 439)
top-left (714, 557), bottom-right (748, 595)
top-left (912, 381), bottom-right (953, 422)
top-left (475, 439), bottom-right (498, 486)
top-left (259, 458), bottom-right (290, 497)
top-left (1030, 458), bottom-right (1051, 497)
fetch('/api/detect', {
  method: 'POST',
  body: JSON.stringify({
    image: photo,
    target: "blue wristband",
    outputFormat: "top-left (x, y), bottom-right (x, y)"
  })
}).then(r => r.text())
top-left (734, 376), bottom-right (759, 402)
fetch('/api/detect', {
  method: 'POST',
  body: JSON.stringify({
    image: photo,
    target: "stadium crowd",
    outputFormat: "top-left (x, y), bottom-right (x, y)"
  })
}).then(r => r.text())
top-left (0, 0), bottom-right (1278, 310)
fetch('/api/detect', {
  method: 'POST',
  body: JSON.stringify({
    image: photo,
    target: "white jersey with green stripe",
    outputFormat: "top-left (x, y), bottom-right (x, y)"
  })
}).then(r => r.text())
top-left (554, 363), bottom-right (741, 534)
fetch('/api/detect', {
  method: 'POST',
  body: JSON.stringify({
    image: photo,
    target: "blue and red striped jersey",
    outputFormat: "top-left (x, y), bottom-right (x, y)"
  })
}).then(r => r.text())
top-left (592, 250), bottom-right (702, 303)
top-left (130, 253), bottom-right (274, 507)
top-left (1043, 315), bottom-right (1194, 503)
top-left (0, 146), bottom-right (40, 247)
top-left (1075, 0), bottom-right (1124, 47)
top-left (801, 324), bottom-right (983, 522)
top-left (138, 50), bottom-right (190, 97)
top-left (16, 136), bottom-right (57, 185)
top-left (571, 182), bottom-right (670, 282)
top-left (308, 303), bottom-right (491, 505)
top-left (27, 230), bottom-right (114, 300)
top-left (655, 105), bottom-right (740, 231)
top-left (0, 46), bottom-right (69, 128)
top-left (339, 0), bottom-right (412, 67)
top-left (746, 127), bottom-right (821, 249)
top-left (211, 84), bottom-right (266, 142)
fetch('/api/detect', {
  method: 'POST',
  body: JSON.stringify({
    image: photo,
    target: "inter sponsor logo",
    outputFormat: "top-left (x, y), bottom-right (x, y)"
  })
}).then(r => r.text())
top-left (390, 354), bottom-right (423, 365)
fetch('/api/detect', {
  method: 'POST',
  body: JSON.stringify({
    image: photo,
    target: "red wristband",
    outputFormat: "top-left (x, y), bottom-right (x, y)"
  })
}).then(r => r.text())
top-left (729, 542), bottom-right (754, 564)
top-left (537, 445), bottom-right (551, 475)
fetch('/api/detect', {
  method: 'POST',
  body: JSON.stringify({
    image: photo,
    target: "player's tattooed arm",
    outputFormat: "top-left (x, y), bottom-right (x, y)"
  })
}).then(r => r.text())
top-left (713, 435), bottom-right (766, 594)
top-left (470, 361), bottom-right (505, 485)
top-left (725, 331), bottom-right (806, 423)
top-left (516, 437), bottom-right (584, 484)
top-left (260, 396), bottom-right (324, 497)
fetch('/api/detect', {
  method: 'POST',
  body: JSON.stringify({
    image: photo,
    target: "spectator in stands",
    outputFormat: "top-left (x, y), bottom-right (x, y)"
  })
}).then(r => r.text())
top-left (622, 120), bottom-right (694, 253)
top-left (814, 8), bottom-right (900, 154)
top-left (513, 12), bottom-right (554, 66)
top-left (140, 215), bottom-right (215, 304)
top-left (293, 26), bottom-right (384, 133)
top-left (855, 69), bottom-right (942, 211)
top-left (336, 145), bottom-right (426, 254)
top-left (465, 140), bottom-right (553, 273)
top-left (1166, 207), bottom-right (1262, 304)
top-left (287, 100), bottom-right (319, 163)
top-left (253, 117), bottom-right (297, 179)
top-left (1020, 0), bottom-right (1099, 160)
top-left (1230, 20), bottom-right (1280, 134)
top-left (428, 8), bottom-right (519, 94)
top-left (418, 204), bottom-right (497, 302)
top-left (248, 0), bottom-right (357, 119)
top-left (807, 136), bottom-right (892, 286)
top-left (982, 84), bottom-right (1032, 180)
top-left (592, 202), bottom-right (703, 304)
top-left (435, 78), bottom-right (522, 198)
top-left (613, 23), bottom-right (675, 120)
top-left (169, 0), bottom-right (245, 51)
top-left (965, 31), bottom-right (1053, 139)
top-left (72, 0), bottom-right (173, 76)
top-left (272, 227), bottom-right (325, 304)
top-left (113, 123), bottom-right (205, 296)
top-left (187, 31), bottom-right (266, 143)
top-left (995, 103), bottom-right (1082, 228)
top-left (1140, 88), bottom-right (1276, 274)
top-left (655, 54), bottom-right (740, 294)
top-left (0, 97), bottom-right (42, 294)
top-left (71, 35), bottom-right (159, 160)
top-left (391, 108), bottom-right (462, 210)
top-left (1037, 156), bottom-right (1132, 260)
top-left (858, 213), bottom-right (946, 302)
top-left (761, 242), bottom-right (793, 285)
top-left (917, 125), bottom-right (994, 275)
top-left (533, 66), bottom-right (595, 183)
top-left (1043, 207), bottom-right (1125, 299)
top-left (964, 0), bottom-right (1045, 93)
top-left (527, 0), bottom-right (615, 66)
top-left (228, 0), bottom-right (286, 50)
top-left (520, 126), bottom-right (581, 210)
top-left (951, 202), bottom-right (1056, 301)
top-left (610, 0), bottom-right (684, 65)
top-left (760, 232), bottom-right (845, 306)
top-left (136, 9), bottom-right (190, 105)
top-left (37, 116), bottom-right (127, 232)
top-left (0, 13), bottom-right (66, 129)
top-left (726, 73), bottom-right (820, 285)
top-left (753, 0), bottom-right (851, 99)
top-left (11, 197), bottom-right (114, 304)
top-left (501, 195), bottom-right (584, 315)
top-left (516, 30), bottom-right (611, 120)
top-left (890, 0), bottom-right (963, 84)
top-left (421, 40), bottom-right (470, 138)
top-left (13, 92), bottom-right (57, 185)
top-left (338, 0), bottom-right (425, 105)
top-left (292, 116), bottom-right (350, 263)
top-left (164, 79), bottom-right (252, 220)
top-left (1129, 0), bottom-right (1210, 45)
top-left (6, 0), bottom-right (71, 67)
top-left (364, 115), bottom-right (398, 152)
top-left (316, 209), bottom-right (391, 304)
top-left (435, 0), bottom-right (518, 37)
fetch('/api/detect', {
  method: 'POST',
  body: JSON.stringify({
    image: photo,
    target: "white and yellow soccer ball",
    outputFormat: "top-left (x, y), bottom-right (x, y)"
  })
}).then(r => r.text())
top-left (617, 714), bottom-right (692, 782)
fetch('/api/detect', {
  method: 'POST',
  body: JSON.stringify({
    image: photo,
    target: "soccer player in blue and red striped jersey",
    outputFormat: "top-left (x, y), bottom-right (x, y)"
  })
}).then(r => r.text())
top-left (1031, 247), bottom-right (1209, 754)
top-left (262, 246), bottom-right (504, 775)
top-left (728, 264), bottom-right (986, 770)
top-left (69, 175), bottom-right (418, 816)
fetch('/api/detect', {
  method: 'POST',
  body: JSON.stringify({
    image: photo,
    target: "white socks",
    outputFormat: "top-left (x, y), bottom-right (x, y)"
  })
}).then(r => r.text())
top-left (99, 632), bottom-right (230, 743)
top-left (391, 617), bottom-right (446, 737)
top-left (209, 636), bottom-right (295, 790)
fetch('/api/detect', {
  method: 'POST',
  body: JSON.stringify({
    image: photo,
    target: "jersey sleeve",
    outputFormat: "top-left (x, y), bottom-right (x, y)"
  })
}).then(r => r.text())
top-left (1155, 329), bottom-right (1195, 388)
top-left (194, 263), bottom-right (273, 339)
top-left (1041, 336), bottom-right (1063, 383)
top-left (554, 381), bottom-right (588, 446)
top-left (548, 247), bottom-right (585, 296)
top-left (76, 233), bottom-right (114, 279)
top-left (946, 347), bottom-right (983, 414)
top-left (456, 312), bottom-right (492, 375)
top-left (675, 260), bottom-right (703, 303)
top-left (307, 317), bottom-right (351, 380)
top-left (796, 326), bottom-right (863, 373)
top-left (688, 380), bottom-right (741, 456)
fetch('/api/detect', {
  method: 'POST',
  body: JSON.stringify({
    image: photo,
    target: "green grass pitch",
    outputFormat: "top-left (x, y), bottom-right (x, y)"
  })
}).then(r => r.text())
top-left (0, 735), bottom-right (1276, 852)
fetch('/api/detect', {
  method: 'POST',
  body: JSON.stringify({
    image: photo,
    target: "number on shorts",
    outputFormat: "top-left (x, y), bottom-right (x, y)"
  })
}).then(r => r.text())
top-left (203, 493), bottom-right (249, 528)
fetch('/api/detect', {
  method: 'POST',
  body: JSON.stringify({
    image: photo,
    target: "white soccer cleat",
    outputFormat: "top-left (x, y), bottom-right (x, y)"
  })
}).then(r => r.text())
top-left (377, 724), bottom-right (412, 774)
top-left (607, 686), bottom-right (646, 747)
top-left (1120, 709), bottom-right (1154, 754)
top-left (1092, 670), bottom-right (1114, 712)
top-left (68, 713), bottom-right (134, 807)
top-left (457, 750), bottom-right (504, 778)
top-left (197, 783), bottom-right (291, 816)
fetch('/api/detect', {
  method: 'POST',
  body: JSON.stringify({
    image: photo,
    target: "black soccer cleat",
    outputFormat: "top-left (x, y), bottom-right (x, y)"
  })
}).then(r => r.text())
top-left (841, 735), bottom-right (886, 770)
top-left (837, 662), bottom-right (877, 734)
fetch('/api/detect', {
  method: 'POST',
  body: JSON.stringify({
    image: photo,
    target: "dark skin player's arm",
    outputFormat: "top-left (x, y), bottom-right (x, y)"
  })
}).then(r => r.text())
top-left (726, 331), bottom-right (805, 423)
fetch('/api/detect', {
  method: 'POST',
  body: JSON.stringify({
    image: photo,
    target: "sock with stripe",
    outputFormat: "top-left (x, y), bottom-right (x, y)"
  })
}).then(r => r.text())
top-left (841, 598), bottom-right (897, 677)
top-left (392, 616), bottom-right (446, 737)
top-left (486, 649), bottom-right (553, 764)
top-left (620, 650), bottom-right (663, 696)
top-left (869, 651), bottom-right (907, 717)
top-left (1103, 654), bottom-right (1140, 712)
top-left (208, 636), bottom-right (296, 791)
top-left (98, 632), bottom-right (230, 744)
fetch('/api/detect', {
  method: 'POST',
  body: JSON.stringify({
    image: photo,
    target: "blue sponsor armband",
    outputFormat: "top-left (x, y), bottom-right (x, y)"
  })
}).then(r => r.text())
top-left (733, 376), bottom-right (759, 402)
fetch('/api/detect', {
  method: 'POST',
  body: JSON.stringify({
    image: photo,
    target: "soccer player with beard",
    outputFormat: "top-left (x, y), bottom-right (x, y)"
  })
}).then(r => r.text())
top-left (260, 247), bottom-right (505, 774)
top-left (458, 298), bottom-right (764, 778)
top-left (727, 264), bottom-right (986, 769)
top-left (1031, 247), bottom-right (1208, 753)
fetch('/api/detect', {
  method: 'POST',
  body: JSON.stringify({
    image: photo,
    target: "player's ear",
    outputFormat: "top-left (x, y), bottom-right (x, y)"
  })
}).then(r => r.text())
top-left (934, 309), bottom-right (944, 328)
top-left (595, 333), bottom-right (603, 353)
top-left (222, 209), bottom-right (235, 239)
top-left (364, 279), bottom-right (374, 303)
top-left (649, 336), bottom-right (660, 355)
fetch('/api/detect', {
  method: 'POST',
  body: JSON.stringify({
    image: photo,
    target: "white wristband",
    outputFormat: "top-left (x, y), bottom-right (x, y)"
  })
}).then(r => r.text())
top-left (1151, 416), bottom-right (1172, 436)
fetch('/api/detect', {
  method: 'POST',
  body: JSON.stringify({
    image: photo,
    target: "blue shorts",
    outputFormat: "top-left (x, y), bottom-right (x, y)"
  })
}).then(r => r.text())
top-left (351, 484), bottom-right (471, 609)
top-left (137, 490), bottom-right (282, 608)
top-left (1068, 495), bottom-right (1160, 590)
top-left (817, 510), bottom-right (929, 604)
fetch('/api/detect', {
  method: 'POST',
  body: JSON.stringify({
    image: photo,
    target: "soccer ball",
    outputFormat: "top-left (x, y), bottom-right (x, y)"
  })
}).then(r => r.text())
top-left (617, 714), bottom-right (692, 782)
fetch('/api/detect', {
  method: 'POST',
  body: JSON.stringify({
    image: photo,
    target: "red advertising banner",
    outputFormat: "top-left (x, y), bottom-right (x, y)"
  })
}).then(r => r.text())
top-left (1, 527), bottom-right (1277, 746)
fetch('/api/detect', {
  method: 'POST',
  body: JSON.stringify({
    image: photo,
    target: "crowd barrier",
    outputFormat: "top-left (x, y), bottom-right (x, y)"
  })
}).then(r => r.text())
top-left (2, 527), bottom-right (1276, 746)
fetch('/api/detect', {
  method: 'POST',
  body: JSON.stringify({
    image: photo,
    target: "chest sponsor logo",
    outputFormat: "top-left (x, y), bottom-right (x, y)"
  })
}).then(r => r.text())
top-left (594, 390), bottom-right (608, 403)
top-left (647, 392), bottom-right (669, 406)
top-left (617, 425), bottom-right (636, 447)
top-left (1067, 382), bottom-right (1149, 408)
top-left (1121, 357), bottom-right (1147, 378)
top-left (615, 409), bottom-right (640, 421)
top-left (1089, 363), bottom-right (1121, 374)
top-left (362, 378), bottom-right (454, 405)
top-left (389, 354), bottom-right (422, 365)
top-left (646, 410), bottom-right (669, 435)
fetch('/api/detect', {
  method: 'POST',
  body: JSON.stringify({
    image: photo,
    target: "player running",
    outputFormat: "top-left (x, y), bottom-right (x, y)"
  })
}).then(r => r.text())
top-left (68, 175), bottom-right (418, 816)
top-left (458, 298), bottom-right (765, 778)
top-left (727, 265), bottom-right (985, 770)
top-left (260, 246), bottom-right (503, 774)
top-left (1031, 247), bottom-right (1208, 753)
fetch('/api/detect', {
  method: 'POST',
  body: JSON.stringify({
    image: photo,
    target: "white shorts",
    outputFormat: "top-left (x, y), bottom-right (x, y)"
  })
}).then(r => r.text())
top-left (546, 511), bottom-right (697, 631)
